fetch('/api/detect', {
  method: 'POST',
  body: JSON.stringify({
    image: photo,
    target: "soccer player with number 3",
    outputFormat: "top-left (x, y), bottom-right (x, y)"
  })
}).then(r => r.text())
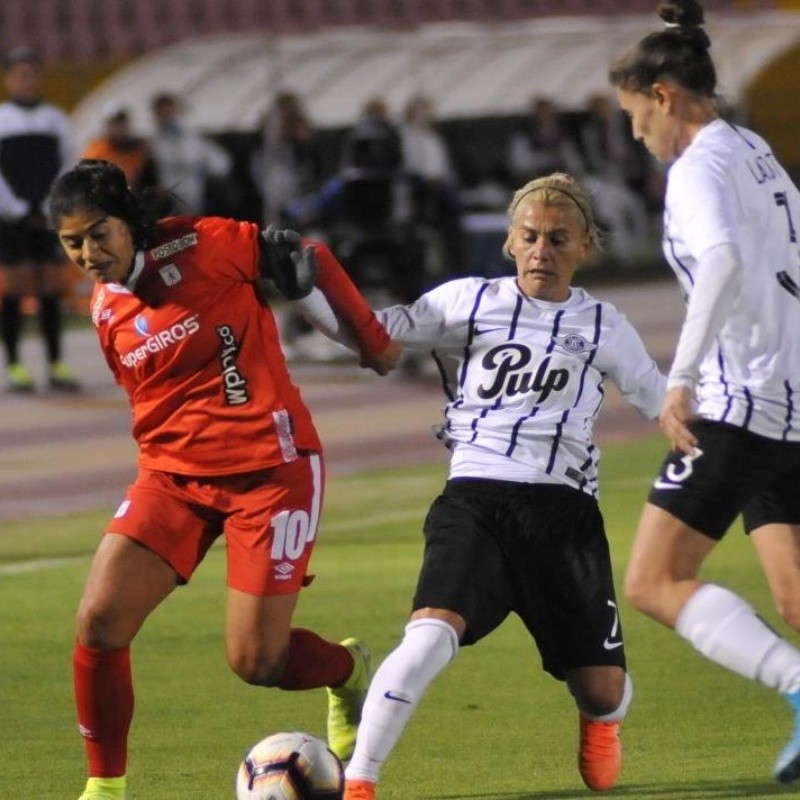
top-left (610, 0), bottom-right (800, 783)
top-left (47, 159), bottom-right (400, 800)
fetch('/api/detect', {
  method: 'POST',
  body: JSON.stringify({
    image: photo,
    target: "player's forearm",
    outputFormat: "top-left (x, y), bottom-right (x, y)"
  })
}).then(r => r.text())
top-left (289, 288), bottom-right (358, 351)
top-left (308, 240), bottom-right (391, 357)
top-left (668, 242), bottom-right (742, 390)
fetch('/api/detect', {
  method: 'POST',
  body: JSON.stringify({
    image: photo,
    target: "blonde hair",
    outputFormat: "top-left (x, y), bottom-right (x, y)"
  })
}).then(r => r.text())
top-left (503, 172), bottom-right (601, 259)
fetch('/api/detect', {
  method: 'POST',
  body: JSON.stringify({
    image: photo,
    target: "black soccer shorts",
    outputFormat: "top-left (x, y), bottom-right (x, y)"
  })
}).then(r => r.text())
top-left (412, 478), bottom-right (626, 680)
top-left (647, 419), bottom-right (800, 539)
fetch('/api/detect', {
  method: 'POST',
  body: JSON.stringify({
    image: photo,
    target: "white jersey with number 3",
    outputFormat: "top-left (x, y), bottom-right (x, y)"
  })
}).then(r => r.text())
top-left (664, 118), bottom-right (800, 441)
top-left (377, 277), bottom-right (664, 496)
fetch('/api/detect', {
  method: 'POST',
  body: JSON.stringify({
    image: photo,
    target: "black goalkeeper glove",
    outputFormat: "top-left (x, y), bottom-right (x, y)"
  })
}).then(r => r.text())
top-left (259, 226), bottom-right (318, 300)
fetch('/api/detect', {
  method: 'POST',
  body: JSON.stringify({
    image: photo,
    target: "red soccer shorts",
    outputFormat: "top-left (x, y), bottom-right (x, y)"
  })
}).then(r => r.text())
top-left (105, 453), bottom-right (325, 596)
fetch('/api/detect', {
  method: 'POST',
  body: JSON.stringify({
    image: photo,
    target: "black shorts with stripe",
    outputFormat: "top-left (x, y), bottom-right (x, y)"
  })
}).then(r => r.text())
top-left (648, 419), bottom-right (800, 539)
top-left (412, 478), bottom-right (626, 680)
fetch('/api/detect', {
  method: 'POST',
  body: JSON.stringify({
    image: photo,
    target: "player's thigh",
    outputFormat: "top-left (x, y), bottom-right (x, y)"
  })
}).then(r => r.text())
top-left (412, 480), bottom-right (512, 645)
top-left (224, 453), bottom-right (325, 597)
top-left (751, 524), bottom-right (800, 629)
top-left (627, 503), bottom-right (717, 586)
top-left (509, 487), bottom-right (625, 678)
top-left (77, 532), bottom-right (179, 648)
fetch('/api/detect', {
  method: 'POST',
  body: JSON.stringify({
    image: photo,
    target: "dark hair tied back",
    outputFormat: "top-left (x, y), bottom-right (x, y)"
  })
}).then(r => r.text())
top-left (48, 159), bottom-right (165, 247)
top-left (658, 0), bottom-right (711, 50)
top-left (608, 0), bottom-right (715, 97)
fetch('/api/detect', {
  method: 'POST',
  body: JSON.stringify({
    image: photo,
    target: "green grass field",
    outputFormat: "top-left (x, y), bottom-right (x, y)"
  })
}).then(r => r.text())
top-left (2, 436), bottom-right (798, 799)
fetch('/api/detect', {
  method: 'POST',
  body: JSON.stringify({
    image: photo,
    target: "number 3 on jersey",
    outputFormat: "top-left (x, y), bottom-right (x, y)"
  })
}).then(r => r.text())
top-left (270, 509), bottom-right (316, 560)
top-left (653, 447), bottom-right (704, 491)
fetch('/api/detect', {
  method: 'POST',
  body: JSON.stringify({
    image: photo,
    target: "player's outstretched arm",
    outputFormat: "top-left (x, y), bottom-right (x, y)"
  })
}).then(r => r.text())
top-left (259, 227), bottom-right (401, 374)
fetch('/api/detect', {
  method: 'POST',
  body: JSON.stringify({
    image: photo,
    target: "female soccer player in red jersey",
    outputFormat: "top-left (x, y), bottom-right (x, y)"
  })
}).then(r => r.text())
top-left (48, 159), bottom-right (398, 800)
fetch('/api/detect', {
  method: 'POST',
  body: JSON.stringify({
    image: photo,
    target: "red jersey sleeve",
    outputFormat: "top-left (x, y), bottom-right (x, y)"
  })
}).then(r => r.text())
top-left (305, 240), bottom-right (391, 357)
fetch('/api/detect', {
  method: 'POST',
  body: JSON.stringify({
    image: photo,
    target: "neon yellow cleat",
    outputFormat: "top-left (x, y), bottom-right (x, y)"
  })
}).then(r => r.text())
top-left (49, 360), bottom-right (81, 392)
top-left (6, 362), bottom-right (34, 392)
top-left (327, 637), bottom-right (371, 762)
top-left (77, 775), bottom-right (126, 800)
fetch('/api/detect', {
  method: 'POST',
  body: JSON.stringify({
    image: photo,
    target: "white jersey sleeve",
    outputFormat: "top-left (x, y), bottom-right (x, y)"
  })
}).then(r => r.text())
top-left (594, 307), bottom-right (666, 420)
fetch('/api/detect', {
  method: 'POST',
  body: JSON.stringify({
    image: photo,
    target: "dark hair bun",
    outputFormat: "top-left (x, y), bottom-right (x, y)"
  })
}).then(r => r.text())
top-left (657, 0), bottom-right (710, 49)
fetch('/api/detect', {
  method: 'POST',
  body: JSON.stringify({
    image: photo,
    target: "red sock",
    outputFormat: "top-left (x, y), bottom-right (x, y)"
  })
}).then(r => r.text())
top-left (277, 628), bottom-right (353, 690)
top-left (73, 642), bottom-right (134, 777)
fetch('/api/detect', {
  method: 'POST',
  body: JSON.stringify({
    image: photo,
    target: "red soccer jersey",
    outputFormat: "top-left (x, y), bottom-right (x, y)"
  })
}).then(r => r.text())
top-left (90, 215), bottom-right (322, 475)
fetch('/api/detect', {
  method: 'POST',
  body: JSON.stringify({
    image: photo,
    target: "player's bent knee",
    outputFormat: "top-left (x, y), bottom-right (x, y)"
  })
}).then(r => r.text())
top-left (570, 671), bottom-right (627, 717)
top-left (623, 569), bottom-right (654, 614)
top-left (75, 603), bottom-right (134, 650)
top-left (576, 686), bottom-right (624, 718)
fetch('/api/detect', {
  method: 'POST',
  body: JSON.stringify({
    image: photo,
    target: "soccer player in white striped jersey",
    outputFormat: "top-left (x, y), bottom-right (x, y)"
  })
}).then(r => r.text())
top-left (611, 0), bottom-right (800, 784)
top-left (276, 171), bottom-right (665, 797)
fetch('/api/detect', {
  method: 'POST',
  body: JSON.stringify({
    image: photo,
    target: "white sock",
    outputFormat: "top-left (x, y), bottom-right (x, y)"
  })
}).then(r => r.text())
top-left (345, 618), bottom-right (459, 782)
top-left (582, 673), bottom-right (634, 723)
top-left (676, 583), bottom-right (800, 694)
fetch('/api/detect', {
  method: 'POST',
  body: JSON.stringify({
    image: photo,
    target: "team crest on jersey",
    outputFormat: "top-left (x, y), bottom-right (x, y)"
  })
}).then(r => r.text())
top-left (134, 315), bottom-right (150, 336)
top-left (554, 333), bottom-right (597, 354)
top-left (158, 263), bottom-right (182, 286)
top-left (150, 233), bottom-right (198, 261)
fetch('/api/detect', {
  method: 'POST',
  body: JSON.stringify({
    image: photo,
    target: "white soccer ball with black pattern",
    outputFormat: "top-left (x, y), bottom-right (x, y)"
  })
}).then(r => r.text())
top-left (236, 731), bottom-right (344, 800)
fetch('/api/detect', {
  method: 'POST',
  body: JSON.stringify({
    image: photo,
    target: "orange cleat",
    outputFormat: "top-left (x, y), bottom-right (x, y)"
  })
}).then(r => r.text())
top-left (344, 778), bottom-right (376, 800)
top-left (578, 716), bottom-right (621, 791)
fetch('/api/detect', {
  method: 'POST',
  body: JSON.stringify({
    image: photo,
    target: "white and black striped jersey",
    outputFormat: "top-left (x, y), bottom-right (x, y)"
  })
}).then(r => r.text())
top-left (664, 119), bottom-right (800, 441)
top-left (0, 99), bottom-right (72, 218)
top-left (377, 277), bottom-right (665, 496)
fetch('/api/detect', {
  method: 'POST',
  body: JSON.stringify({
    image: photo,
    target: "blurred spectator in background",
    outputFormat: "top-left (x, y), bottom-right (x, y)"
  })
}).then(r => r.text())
top-left (399, 94), bottom-right (465, 278)
top-left (252, 91), bottom-right (322, 226)
top-left (0, 46), bottom-right (79, 393)
top-left (287, 97), bottom-right (425, 303)
top-left (507, 96), bottom-right (584, 186)
top-left (578, 93), bottom-right (650, 192)
top-left (340, 97), bottom-right (403, 176)
top-left (149, 92), bottom-right (232, 214)
top-left (281, 97), bottom-right (426, 361)
top-left (577, 93), bottom-right (652, 266)
top-left (82, 104), bottom-right (158, 191)
top-left (400, 95), bottom-right (455, 186)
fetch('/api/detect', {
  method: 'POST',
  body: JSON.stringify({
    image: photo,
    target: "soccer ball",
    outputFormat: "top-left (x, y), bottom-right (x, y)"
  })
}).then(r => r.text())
top-left (236, 731), bottom-right (344, 800)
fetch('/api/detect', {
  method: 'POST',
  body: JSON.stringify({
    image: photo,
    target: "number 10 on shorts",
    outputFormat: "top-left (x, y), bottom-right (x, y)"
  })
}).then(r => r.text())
top-left (270, 509), bottom-right (316, 561)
